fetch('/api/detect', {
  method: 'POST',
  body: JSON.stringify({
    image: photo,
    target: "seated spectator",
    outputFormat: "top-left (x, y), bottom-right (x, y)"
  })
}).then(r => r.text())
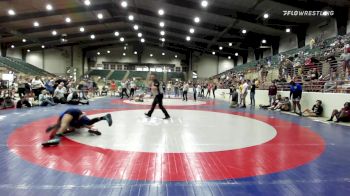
top-left (271, 97), bottom-right (291, 111)
top-left (302, 100), bottom-right (323, 117)
top-left (101, 86), bottom-right (108, 96)
top-left (16, 95), bottom-right (32, 108)
top-left (38, 90), bottom-right (56, 106)
top-left (327, 102), bottom-right (350, 123)
top-left (260, 94), bottom-right (282, 109)
top-left (67, 91), bottom-right (89, 105)
top-left (53, 84), bottom-right (67, 104)
top-left (230, 87), bottom-right (239, 108)
top-left (0, 96), bottom-right (15, 110)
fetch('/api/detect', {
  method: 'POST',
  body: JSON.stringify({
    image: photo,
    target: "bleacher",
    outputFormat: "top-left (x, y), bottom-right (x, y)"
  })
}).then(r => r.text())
top-left (128, 71), bottom-right (148, 79)
top-left (88, 69), bottom-right (111, 78)
top-left (168, 72), bottom-right (185, 80)
top-left (109, 71), bottom-right (127, 80)
top-left (0, 56), bottom-right (53, 76)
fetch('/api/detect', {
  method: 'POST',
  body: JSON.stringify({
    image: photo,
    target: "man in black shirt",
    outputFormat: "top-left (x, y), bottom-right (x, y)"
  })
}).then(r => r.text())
top-left (250, 80), bottom-right (256, 106)
top-left (302, 100), bottom-right (323, 117)
top-left (145, 74), bottom-right (170, 119)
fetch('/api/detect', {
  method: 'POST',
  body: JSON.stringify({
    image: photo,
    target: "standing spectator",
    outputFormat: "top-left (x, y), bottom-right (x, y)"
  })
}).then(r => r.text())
top-left (192, 83), bottom-right (197, 101)
top-left (120, 81), bottom-right (129, 99)
top-left (130, 80), bottom-right (136, 98)
top-left (212, 83), bottom-right (217, 99)
top-left (230, 87), bottom-right (239, 108)
top-left (268, 81), bottom-right (278, 106)
top-left (110, 81), bottom-right (117, 96)
top-left (241, 80), bottom-right (249, 108)
top-left (166, 82), bottom-right (173, 98)
top-left (290, 81), bottom-right (303, 116)
top-left (17, 77), bottom-right (26, 98)
top-left (182, 82), bottom-right (189, 101)
top-left (250, 80), bottom-right (256, 106)
top-left (174, 82), bottom-right (179, 97)
top-left (31, 76), bottom-right (45, 99)
top-left (206, 83), bottom-right (212, 98)
top-left (340, 47), bottom-right (350, 80)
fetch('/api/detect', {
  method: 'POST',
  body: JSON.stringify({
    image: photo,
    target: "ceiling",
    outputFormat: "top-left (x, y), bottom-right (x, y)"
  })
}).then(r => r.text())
top-left (0, 0), bottom-right (347, 56)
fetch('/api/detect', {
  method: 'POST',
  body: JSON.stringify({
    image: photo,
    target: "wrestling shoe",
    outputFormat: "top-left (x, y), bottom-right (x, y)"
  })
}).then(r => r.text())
top-left (88, 129), bottom-right (102, 135)
top-left (145, 113), bottom-right (151, 118)
top-left (163, 116), bottom-right (171, 120)
top-left (42, 136), bottom-right (61, 147)
top-left (104, 114), bottom-right (113, 126)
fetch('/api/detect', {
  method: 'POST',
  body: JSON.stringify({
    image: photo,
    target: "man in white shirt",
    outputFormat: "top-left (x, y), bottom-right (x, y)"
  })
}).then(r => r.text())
top-left (120, 81), bottom-right (129, 99)
top-left (241, 80), bottom-right (249, 108)
top-left (53, 84), bottom-right (67, 104)
top-left (130, 81), bottom-right (136, 98)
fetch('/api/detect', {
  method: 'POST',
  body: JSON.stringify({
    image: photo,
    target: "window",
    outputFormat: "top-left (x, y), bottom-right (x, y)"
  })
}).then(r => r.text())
top-left (175, 67), bottom-right (181, 72)
top-left (110, 64), bottom-right (116, 70)
top-left (103, 64), bottom-right (109, 70)
top-left (117, 65), bottom-right (123, 70)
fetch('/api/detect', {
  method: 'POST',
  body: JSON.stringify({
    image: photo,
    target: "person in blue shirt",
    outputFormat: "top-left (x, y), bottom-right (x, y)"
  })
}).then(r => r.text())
top-left (290, 81), bottom-right (303, 116)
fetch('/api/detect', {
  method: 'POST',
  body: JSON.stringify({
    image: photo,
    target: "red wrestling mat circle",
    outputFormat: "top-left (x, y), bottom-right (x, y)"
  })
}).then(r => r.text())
top-left (7, 108), bottom-right (325, 181)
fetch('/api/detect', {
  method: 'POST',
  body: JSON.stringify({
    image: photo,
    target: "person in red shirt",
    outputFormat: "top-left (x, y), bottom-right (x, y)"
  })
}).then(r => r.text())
top-left (327, 102), bottom-right (350, 123)
top-left (110, 81), bottom-right (117, 96)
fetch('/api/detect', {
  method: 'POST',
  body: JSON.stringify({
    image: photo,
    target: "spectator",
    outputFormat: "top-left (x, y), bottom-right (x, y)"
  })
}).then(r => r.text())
top-left (250, 79), bottom-right (256, 106)
top-left (16, 95), bottom-right (31, 108)
top-left (290, 81), bottom-right (303, 116)
top-left (67, 91), bottom-right (89, 105)
top-left (327, 102), bottom-right (350, 123)
top-left (53, 84), bottom-right (67, 104)
top-left (38, 90), bottom-right (56, 106)
top-left (302, 100), bottom-right (323, 117)
top-left (271, 97), bottom-right (291, 111)
top-left (182, 82), bottom-right (189, 101)
top-left (31, 76), bottom-right (45, 99)
top-left (120, 81), bottom-right (129, 99)
top-left (241, 80), bottom-right (249, 108)
top-left (130, 81), bottom-right (136, 98)
top-left (230, 87), bottom-right (239, 108)
top-left (110, 81), bottom-right (117, 96)
top-left (268, 81), bottom-right (278, 106)
top-left (260, 94), bottom-right (282, 110)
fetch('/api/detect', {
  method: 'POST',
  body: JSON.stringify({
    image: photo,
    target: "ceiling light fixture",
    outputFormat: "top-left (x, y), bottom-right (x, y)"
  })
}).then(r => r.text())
top-left (52, 30), bottom-right (57, 36)
top-left (158, 9), bottom-right (164, 16)
top-left (228, 42), bottom-right (232, 46)
top-left (159, 21), bottom-right (165, 27)
top-left (194, 17), bottom-right (200, 23)
top-left (33, 21), bottom-right (40, 27)
top-left (186, 36), bottom-right (191, 41)
top-left (138, 32), bottom-right (143, 37)
top-left (97, 52), bottom-right (100, 55)
top-left (134, 51), bottom-right (137, 55)
top-left (228, 56), bottom-right (231, 59)
top-left (114, 31), bottom-right (119, 36)
top-left (65, 17), bottom-right (71, 23)
top-left (175, 55), bottom-right (178, 58)
top-left (123, 53), bottom-right (126, 56)
top-left (160, 30), bottom-right (165, 36)
top-left (189, 28), bottom-right (195, 34)
top-left (219, 46), bottom-right (223, 50)
top-left (41, 45), bottom-right (45, 49)
top-left (107, 50), bottom-right (111, 54)
top-left (46, 4), bottom-right (53, 11)
top-left (133, 25), bottom-right (139, 30)
top-left (201, 0), bottom-right (208, 8)
top-left (161, 38), bottom-right (165, 42)
top-left (97, 13), bottom-right (103, 19)
top-left (286, 28), bottom-right (291, 33)
top-left (11, 45), bottom-right (15, 48)
top-left (90, 34), bottom-right (95, 39)
top-left (150, 54), bottom-right (153, 57)
top-left (121, 1), bottom-right (127, 8)
top-left (22, 39), bottom-right (26, 43)
top-left (242, 29), bottom-right (247, 34)
top-left (84, 0), bottom-right (91, 6)
top-left (27, 49), bottom-right (31, 53)
top-left (162, 52), bottom-right (165, 56)
top-left (141, 38), bottom-right (145, 43)
top-left (263, 13), bottom-right (269, 19)
top-left (235, 52), bottom-right (239, 56)
top-left (212, 51), bottom-right (215, 55)
top-left (8, 9), bottom-right (16, 16)
top-left (80, 27), bottom-right (85, 32)
top-left (128, 15), bottom-right (134, 21)
top-left (120, 37), bottom-right (125, 42)
top-left (262, 39), bottom-right (266, 44)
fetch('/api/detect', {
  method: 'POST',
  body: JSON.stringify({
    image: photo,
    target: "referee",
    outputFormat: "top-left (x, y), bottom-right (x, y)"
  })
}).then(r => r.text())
top-left (145, 74), bottom-right (171, 119)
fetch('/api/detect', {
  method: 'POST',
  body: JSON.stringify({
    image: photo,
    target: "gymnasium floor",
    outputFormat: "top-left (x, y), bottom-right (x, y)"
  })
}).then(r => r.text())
top-left (1, 96), bottom-right (350, 196)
